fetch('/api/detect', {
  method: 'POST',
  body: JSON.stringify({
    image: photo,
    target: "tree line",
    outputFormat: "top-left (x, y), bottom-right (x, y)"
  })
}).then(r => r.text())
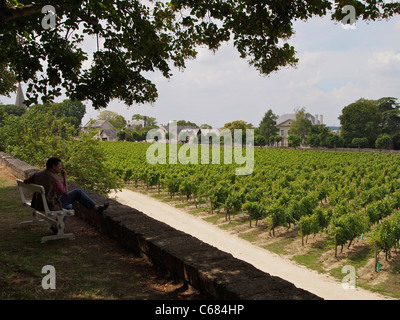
top-left (0, 101), bottom-right (121, 196)
top-left (257, 97), bottom-right (400, 150)
top-left (3, 95), bottom-right (399, 151)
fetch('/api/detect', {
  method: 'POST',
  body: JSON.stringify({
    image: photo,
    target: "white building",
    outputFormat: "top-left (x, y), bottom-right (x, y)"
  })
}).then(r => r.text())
top-left (126, 120), bottom-right (146, 130)
top-left (276, 113), bottom-right (323, 147)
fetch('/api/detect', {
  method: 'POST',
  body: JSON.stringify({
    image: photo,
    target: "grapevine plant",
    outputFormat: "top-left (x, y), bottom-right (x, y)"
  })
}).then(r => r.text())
top-left (102, 141), bottom-right (400, 267)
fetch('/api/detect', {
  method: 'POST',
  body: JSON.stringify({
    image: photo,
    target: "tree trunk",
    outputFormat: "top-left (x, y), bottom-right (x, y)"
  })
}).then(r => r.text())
top-left (334, 236), bottom-right (338, 258)
top-left (348, 239), bottom-right (353, 249)
top-left (301, 224), bottom-right (304, 246)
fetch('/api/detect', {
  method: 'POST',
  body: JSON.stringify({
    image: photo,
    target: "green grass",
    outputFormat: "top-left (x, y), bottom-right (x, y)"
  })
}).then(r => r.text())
top-left (239, 229), bottom-right (264, 243)
top-left (203, 213), bottom-right (225, 224)
top-left (292, 248), bottom-right (327, 274)
top-left (189, 207), bottom-right (208, 214)
top-left (219, 219), bottom-right (248, 231)
top-left (0, 186), bottom-right (141, 299)
top-left (174, 202), bottom-right (194, 209)
top-left (263, 232), bottom-right (298, 256)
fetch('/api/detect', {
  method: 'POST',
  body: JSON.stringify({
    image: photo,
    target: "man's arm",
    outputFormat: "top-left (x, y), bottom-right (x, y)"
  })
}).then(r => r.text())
top-left (23, 174), bottom-right (35, 184)
top-left (53, 169), bottom-right (68, 195)
top-left (61, 169), bottom-right (68, 194)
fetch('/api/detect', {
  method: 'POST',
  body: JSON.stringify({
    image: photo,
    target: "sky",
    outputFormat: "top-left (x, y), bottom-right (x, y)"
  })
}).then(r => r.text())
top-left (2, 12), bottom-right (400, 128)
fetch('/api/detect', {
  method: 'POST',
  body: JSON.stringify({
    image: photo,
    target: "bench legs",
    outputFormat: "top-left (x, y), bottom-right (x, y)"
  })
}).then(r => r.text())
top-left (20, 210), bottom-right (47, 226)
top-left (41, 215), bottom-right (75, 243)
top-left (20, 210), bottom-right (75, 243)
top-left (17, 181), bottom-right (75, 243)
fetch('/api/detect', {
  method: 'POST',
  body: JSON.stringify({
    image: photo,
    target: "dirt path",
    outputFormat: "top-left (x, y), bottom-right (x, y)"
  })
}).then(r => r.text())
top-left (110, 188), bottom-right (393, 300)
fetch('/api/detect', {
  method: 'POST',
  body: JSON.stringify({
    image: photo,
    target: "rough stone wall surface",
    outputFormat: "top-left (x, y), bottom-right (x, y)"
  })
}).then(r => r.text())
top-left (1, 152), bottom-right (322, 300)
top-left (0, 152), bottom-right (39, 180)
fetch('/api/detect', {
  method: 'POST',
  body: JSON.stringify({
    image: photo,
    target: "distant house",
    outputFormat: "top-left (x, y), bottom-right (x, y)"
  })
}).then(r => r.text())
top-left (198, 128), bottom-right (221, 136)
top-left (154, 124), bottom-right (199, 143)
top-left (97, 128), bottom-right (118, 141)
top-left (82, 119), bottom-right (118, 141)
top-left (148, 125), bottom-right (223, 144)
top-left (147, 122), bottom-right (238, 145)
top-left (83, 119), bottom-right (114, 131)
top-left (197, 128), bottom-right (221, 145)
top-left (158, 124), bottom-right (169, 135)
top-left (276, 113), bottom-right (323, 147)
top-left (178, 128), bottom-right (199, 144)
top-left (126, 120), bottom-right (146, 130)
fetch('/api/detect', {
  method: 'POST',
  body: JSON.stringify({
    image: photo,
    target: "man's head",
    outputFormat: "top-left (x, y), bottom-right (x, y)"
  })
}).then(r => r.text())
top-left (46, 157), bottom-right (62, 172)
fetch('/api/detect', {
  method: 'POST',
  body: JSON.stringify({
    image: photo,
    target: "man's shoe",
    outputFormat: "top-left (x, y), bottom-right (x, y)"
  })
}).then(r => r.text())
top-left (97, 203), bottom-right (109, 215)
top-left (50, 224), bottom-right (58, 235)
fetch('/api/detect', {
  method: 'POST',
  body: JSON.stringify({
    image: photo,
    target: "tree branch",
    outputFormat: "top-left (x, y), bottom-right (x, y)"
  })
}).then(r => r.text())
top-left (0, 0), bottom-right (8, 11)
top-left (0, 0), bottom-right (71, 26)
top-left (0, 3), bottom-right (43, 25)
top-left (76, 12), bottom-right (100, 29)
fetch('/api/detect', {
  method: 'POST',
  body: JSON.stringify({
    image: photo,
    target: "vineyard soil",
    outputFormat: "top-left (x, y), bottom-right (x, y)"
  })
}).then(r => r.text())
top-left (110, 187), bottom-right (398, 300)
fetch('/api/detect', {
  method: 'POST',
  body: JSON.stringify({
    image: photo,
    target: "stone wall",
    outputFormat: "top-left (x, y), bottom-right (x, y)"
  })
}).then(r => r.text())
top-left (1, 152), bottom-right (322, 300)
top-left (0, 152), bottom-right (39, 179)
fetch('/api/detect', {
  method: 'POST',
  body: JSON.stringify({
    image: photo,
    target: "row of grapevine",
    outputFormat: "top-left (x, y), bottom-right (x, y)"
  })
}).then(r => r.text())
top-left (370, 211), bottom-right (400, 269)
top-left (101, 141), bottom-right (400, 266)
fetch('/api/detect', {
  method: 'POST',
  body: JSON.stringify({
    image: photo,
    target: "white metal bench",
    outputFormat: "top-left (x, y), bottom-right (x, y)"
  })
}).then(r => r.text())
top-left (17, 179), bottom-right (75, 243)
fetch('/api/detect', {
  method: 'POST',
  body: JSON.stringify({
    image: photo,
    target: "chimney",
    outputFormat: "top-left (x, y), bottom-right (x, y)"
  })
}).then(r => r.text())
top-left (315, 114), bottom-right (319, 125)
top-left (320, 115), bottom-right (323, 125)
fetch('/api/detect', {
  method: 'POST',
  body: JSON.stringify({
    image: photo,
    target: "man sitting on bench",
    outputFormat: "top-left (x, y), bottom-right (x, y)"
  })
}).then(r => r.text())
top-left (24, 157), bottom-right (109, 234)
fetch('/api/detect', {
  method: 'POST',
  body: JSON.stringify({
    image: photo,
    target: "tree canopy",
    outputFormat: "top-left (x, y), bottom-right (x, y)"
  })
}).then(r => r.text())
top-left (0, 62), bottom-right (17, 96)
top-left (259, 109), bottom-right (278, 145)
top-left (52, 99), bottom-right (86, 127)
top-left (0, 104), bottom-right (26, 116)
top-left (223, 120), bottom-right (253, 132)
top-left (378, 97), bottom-right (400, 149)
top-left (97, 110), bottom-right (126, 130)
top-left (132, 114), bottom-right (157, 127)
top-left (289, 107), bottom-right (312, 143)
top-left (338, 98), bottom-right (400, 148)
top-left (0, 103), bottom-right (121, 195)
top-left (1, 0), bottom-right (399, 109)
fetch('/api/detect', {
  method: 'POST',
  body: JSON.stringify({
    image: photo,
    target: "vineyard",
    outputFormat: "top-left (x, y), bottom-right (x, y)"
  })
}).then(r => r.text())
top-left (101, 141), bottom-right (400, 274)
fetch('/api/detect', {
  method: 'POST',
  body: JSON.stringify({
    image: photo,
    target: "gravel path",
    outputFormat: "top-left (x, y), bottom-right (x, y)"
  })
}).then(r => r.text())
top-left (111, 188), bottom-right (392, 300)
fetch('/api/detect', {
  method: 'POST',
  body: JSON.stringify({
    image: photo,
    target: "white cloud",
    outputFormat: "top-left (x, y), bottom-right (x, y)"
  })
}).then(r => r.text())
top-left (368, 50), bottom-right (400, 71)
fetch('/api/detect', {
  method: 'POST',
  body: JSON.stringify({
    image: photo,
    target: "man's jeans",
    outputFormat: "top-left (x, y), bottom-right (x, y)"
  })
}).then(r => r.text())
top-left (61, 189), bottom-right (96, 221)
